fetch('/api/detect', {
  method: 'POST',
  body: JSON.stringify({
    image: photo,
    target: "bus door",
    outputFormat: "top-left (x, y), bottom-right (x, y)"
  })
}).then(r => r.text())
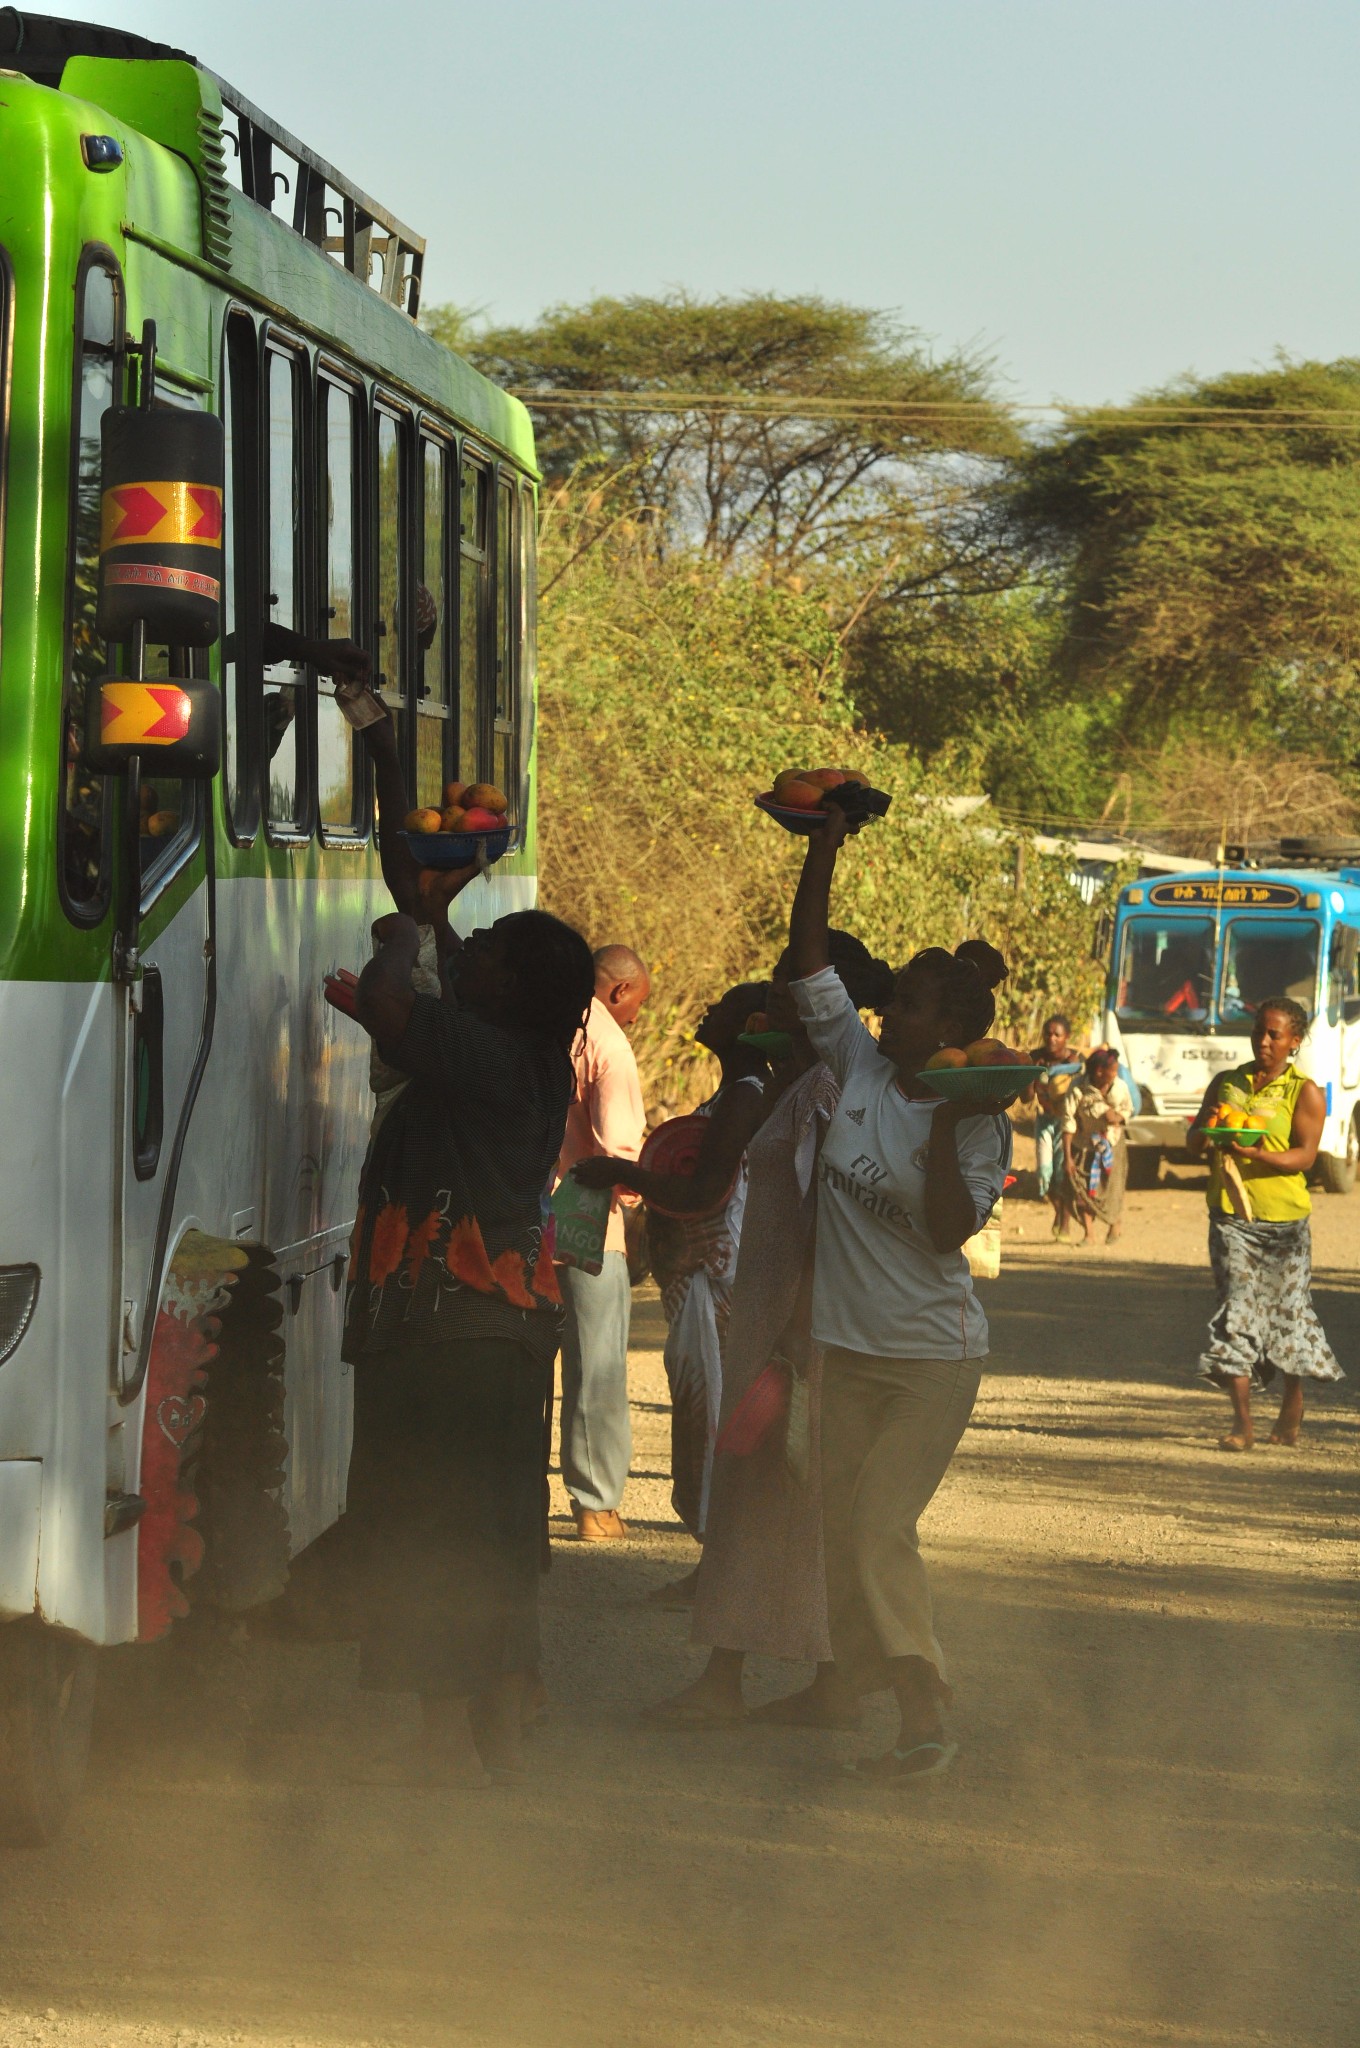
top-left (114, 731), bottom-right (212, 1384)
top-left (1326, 923), bottom-right (1360, 1094)
top-left (108, 388), bottom-right (218, 1411)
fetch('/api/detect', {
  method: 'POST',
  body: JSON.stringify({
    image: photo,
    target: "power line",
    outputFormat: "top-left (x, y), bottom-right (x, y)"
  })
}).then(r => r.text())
top-left (510, 389), bottom-right (1360, 432)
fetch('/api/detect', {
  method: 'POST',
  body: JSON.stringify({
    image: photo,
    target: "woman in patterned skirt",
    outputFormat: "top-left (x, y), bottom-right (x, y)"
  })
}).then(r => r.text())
top-left (1188, 997), bottom-right (1344, 1451)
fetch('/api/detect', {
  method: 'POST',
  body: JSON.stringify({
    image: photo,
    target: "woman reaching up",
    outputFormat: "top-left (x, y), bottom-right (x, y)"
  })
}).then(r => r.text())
top-left (786, 808), bottom-right (1013, 1783)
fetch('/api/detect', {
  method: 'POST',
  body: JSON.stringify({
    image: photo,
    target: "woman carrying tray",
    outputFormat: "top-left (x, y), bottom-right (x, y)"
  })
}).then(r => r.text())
top-left (341, 907), bottom-right (594, 1785)
top-left (1187, 998), bottom-right (1343, 1451)
top-left (786, 808), bottom-right (1013, 1783)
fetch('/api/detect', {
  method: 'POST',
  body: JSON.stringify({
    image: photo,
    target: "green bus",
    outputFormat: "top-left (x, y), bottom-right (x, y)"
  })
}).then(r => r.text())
top-left (0, 13), bottom-right (540, 1840)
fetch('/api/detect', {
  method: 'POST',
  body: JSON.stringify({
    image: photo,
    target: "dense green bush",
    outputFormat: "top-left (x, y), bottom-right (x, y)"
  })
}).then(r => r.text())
top-left (536, 492), bottom-right (1114, 1111)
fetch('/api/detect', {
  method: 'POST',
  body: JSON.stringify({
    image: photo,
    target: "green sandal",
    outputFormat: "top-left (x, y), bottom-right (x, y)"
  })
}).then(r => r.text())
top-left (844, 1739), bottom-right (958, 1783)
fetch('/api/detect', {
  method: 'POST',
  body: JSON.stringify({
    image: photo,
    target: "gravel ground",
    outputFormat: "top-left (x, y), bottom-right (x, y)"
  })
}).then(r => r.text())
top-left (1, 1158), bottom-right (1356, 2048)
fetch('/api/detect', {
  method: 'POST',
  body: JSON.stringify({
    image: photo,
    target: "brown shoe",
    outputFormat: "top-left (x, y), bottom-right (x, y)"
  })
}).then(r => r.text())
top-left (573, 1507), bottom-right (630, 1541)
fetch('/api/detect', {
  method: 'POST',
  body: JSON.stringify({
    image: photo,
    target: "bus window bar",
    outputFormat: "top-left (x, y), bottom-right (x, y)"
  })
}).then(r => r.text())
top-left (211, 77), bottom-right (424, 317)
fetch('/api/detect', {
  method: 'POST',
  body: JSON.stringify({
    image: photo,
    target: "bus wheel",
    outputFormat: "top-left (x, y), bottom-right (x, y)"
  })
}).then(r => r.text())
top-left (0, 1621), bottom-right (97, 1846)
top-left (1126, 1148), bottom-right (1162, 1190)
top-left (1317, 1116), bottom-right (1359, 1195)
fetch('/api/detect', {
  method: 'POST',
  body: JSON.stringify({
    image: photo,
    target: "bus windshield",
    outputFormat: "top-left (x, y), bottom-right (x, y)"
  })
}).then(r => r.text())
top-left (1115, 916), bottom-right (1216, 1028)
top-left (1219, 917), bottom-right (1320, 1027)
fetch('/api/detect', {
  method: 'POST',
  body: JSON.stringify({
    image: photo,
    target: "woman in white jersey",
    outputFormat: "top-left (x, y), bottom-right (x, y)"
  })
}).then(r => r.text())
top-left (788, 809), bottom-right (1012, 1782)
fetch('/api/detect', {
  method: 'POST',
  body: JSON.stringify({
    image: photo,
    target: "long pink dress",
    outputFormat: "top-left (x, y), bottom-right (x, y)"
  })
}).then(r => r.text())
top-left (690, 1063), bottom-right (839, 1664)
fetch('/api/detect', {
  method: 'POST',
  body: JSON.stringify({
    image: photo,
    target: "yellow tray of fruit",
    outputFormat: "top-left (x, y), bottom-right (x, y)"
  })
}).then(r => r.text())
top-left (402, 782), bottom-right (512, 867)
top-left (755, 767), bottom-right (890, 833)
top-left (918, 1040), bottom-right (1040, 1100)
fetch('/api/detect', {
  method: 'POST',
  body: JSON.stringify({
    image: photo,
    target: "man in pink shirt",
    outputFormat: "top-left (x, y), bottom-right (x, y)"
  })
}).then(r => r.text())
top-left (556, 945), bottom-right (650, 1540)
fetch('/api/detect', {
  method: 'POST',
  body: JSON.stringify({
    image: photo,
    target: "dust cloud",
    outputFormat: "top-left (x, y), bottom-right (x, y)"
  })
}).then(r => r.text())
top-left (1, 1173), bottom-right (1355, 2048)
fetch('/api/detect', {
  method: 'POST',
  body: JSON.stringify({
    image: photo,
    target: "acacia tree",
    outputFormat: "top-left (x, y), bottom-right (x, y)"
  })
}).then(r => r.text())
top-left (431, 292), bottom-right (1020, 592)
top-left (1004, 359), bottom-right (1360, 746)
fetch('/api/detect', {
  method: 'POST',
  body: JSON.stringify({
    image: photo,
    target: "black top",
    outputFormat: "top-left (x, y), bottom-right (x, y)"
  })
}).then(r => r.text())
top-left (343, 995), bottom-right (571, 1363)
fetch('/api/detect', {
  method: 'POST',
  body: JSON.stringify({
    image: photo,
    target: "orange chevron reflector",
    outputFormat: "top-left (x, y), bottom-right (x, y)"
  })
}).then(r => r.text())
top-left (99, 682), bottom-right (193, 748)
top-left (100, 481), bottom-right (224, 551)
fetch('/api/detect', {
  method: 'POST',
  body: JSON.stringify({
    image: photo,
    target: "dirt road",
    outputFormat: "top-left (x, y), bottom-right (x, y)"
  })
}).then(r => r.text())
top-left (2, 1169), bottom-right (1356, 2048)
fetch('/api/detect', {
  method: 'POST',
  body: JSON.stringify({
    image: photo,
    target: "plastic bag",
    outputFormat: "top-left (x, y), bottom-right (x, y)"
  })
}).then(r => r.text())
top-left (550, 1177), bottom-right (612, 1276)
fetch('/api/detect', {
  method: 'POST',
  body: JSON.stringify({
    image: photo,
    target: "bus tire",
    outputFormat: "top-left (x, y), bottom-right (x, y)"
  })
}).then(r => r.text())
top-left (1126, 1148), bottom-right (1162, 1190)
top-left (0, 1621), bottom-right (97, 1847)
top-left (1317, 1119), bottom-right (1358, 1195)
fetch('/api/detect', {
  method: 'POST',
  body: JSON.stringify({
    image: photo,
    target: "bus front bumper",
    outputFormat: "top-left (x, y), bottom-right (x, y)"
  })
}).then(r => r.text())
top-left (1128, 1116), bottom-right (1193, 1148)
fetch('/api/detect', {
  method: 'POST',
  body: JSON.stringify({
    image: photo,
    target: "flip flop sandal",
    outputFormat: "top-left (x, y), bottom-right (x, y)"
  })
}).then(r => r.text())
top-left (844, 1739), bottom-right (958, 1784)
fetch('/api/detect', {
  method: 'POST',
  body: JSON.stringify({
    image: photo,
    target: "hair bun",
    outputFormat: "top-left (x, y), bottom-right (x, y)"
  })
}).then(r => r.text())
top-left (954, 938), bottom-right (1007, 991)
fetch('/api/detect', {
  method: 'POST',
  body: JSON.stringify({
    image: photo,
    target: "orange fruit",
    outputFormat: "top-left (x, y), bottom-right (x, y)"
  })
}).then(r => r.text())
top-left (405, 807), bottom-right (443, 834)
top-left (441, 805), bottom-right (468, 831)
top-left (462, 806), bottom-right (505, 832)
top-left (462, 782), bottom-right (509, 815)
top-left (146, 810), bottom-right (178, 838)
top-left (924, 1047), bottom-right (968, 1070)
top-left (964, 1037), bottom-right (1013, 1067)
top-left (745, 1011), bottom-right (770, 1033)
top-left (771, 772), bottom-right (826, 810)
top-left (803, 768), bottom-right (849, 790)
top-left (443, 780), bottom-right (467, 808)
top-left (1221, 1108), bottom-right (1246, 1129)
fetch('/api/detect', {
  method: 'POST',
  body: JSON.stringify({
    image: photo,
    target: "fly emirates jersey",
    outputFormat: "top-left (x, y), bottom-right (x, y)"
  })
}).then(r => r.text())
top-left (791, 968), bottom-right (1010, 1359)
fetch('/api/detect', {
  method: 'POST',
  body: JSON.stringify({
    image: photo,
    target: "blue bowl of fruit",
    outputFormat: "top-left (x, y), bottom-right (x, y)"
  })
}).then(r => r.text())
top-left (400, 782), bottom-right (513, 868)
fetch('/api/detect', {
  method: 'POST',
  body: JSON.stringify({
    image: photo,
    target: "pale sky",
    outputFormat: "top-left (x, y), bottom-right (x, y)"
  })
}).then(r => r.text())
top-left (41, 0), bottom-right (1360, 408)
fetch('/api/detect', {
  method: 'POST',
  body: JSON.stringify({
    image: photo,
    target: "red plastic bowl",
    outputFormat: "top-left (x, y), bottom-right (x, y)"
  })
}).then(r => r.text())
top-left (638, 1113), bottom-right (737, 1220)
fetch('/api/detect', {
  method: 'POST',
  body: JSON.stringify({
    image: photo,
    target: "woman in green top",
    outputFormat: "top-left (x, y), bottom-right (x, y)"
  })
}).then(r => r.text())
top-left (1187, 999), bottom-right (1343, 1452)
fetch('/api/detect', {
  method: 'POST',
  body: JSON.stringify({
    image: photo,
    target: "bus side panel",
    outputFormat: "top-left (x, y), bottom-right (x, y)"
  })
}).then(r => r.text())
top-left (0, 981), bottom-right (117, 1641)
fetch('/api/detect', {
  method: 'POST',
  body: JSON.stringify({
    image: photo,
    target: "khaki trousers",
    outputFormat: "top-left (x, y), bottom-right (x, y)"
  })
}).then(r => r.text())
top-left (820, 1347), bottom-right (981, 1697)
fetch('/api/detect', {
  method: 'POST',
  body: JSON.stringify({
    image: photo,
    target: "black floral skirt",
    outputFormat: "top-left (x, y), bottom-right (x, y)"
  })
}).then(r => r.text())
top-left (1197, 1215), bottom-right (1343, 1388)
top-left (343, 1336), bottom-right (555, 1697)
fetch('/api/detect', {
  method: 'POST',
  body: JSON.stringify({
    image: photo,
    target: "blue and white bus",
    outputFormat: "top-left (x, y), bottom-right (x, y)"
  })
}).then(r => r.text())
top-left (1103, 868), bottom-right (1360, 1191)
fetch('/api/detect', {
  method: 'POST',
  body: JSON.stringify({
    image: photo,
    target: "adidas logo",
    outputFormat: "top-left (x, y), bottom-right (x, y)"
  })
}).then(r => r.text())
top-left (845, 1105), bottom-right (866, 1125)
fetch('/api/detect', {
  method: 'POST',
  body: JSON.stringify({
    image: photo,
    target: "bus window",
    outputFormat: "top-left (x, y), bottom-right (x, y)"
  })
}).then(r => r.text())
top-left (416, 434), bottom-right (449, 808)
top-left (318, 375), bottom-right (362, 835)
top-left (1115, 917), bottom-right (1214, 1025)
top-left (458, 452), bottom-right (488, 783)
top-left (493, 477), bottom-right (517, 806)
top-left (221, 312), bottom-right (259, 840)
top-left (264, 345), bottom-right (306, 833)
top-left (1220, 918), bottom-right (1320, 1027)
top-left (59, 255), bottom-right (122, 924)
top-left (375, 407), bottom-right (407, 763)
top-left (1328, 925), bottom-right (1360, 1025)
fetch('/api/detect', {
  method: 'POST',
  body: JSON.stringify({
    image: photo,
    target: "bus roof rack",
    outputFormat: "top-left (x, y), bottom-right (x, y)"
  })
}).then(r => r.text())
top-left (1278, 837), bottom-right (1360, 870)
top-left (210, 74), bottom-right (425, 317)
top-left (1, 13), bottom-right (424, 316)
